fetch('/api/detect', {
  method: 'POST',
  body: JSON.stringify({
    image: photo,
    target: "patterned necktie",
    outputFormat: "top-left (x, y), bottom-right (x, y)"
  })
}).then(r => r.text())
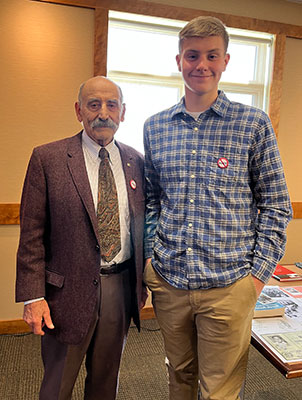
top-left (97, 147), bottom-right (121, 262)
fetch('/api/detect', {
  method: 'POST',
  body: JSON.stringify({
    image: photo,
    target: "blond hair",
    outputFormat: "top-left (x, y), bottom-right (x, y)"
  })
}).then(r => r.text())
top-left (179, 16), bottom-right (229, 53)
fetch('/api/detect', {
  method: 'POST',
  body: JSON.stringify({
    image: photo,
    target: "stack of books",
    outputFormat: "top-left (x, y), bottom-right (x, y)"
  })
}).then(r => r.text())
top-left (254, 292), bottom-right (285, 318)
top-left (272, 264), bottom-right (302, 282)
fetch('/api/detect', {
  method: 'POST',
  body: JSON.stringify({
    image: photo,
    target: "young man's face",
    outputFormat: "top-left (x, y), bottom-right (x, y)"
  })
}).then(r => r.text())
top-left (176, 36), bottom-right (230, 101)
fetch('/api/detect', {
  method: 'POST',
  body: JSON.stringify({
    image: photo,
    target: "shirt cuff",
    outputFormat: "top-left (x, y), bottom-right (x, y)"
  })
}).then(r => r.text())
top-left (24, 297), bottom-right (44, 305)
top-left (251, 256), bottom-right (276, 284)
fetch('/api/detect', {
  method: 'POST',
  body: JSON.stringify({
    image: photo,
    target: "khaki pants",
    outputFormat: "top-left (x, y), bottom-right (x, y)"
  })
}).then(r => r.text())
top-left (144, 263), bottom-right (257, 400)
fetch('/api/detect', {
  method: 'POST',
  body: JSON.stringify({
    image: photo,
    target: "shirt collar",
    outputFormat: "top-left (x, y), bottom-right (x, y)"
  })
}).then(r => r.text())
top-left (170, 90), bottom-right (231, 120)
top-left (82, 130), bottom-right (118, 163)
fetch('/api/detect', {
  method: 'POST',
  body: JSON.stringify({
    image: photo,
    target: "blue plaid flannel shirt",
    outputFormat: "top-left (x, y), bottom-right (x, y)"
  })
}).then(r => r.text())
top-left (144, 91), bottom-right (292, 289)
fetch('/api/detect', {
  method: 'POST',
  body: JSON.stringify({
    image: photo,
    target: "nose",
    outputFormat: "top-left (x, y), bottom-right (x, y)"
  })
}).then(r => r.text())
top-left (196, 57), bottom-right (208, 72)
top-left (98, 104), bottom-right (109, 120)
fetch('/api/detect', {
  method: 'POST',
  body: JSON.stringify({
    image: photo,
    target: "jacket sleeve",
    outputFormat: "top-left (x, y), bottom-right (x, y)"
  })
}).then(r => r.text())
top-left (16, 148), bottom-right (48, 302)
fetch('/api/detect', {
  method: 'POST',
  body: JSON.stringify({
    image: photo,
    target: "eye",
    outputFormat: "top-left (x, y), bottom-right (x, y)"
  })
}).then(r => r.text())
top-left (185, 52), bottom-right (198, 61)
top-left (107, 102), bottom-right (118, 110)
top-left (88, 102), bottom-right (100, 111)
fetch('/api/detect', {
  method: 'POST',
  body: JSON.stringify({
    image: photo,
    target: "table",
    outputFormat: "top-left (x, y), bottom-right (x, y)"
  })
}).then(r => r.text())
top-left (251, 265), bottom-right (302, 378)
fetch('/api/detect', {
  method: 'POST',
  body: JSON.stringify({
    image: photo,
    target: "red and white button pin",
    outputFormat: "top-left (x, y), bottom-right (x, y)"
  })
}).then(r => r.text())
top-left (130, 179), bottom-right (137, 190)
top-left (217, 157), bottom-right (229, 169)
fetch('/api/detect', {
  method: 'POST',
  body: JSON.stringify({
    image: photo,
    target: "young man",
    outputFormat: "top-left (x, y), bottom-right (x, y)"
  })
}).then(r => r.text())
top-left (143, 16), bottom-right (292, 400)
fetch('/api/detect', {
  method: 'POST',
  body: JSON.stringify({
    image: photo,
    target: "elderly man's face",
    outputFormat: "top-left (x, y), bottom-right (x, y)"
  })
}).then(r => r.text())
top-left (75, 77), bottom-right (125, 146)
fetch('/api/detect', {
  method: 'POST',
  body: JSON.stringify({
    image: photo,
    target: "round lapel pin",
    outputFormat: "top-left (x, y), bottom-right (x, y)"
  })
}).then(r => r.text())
top-left (217, 157), bottom-right (229, 169)
top-left (130, 179), bottom-right (137, 190)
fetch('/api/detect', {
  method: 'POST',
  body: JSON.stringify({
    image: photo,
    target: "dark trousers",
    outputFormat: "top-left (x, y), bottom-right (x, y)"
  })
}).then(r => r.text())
top-left (39, 269), bottom-right (131, 400)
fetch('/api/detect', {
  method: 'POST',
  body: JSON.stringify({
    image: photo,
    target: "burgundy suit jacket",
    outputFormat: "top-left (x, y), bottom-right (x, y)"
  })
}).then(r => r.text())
top-left (16, 132), bottom-right (145, 345)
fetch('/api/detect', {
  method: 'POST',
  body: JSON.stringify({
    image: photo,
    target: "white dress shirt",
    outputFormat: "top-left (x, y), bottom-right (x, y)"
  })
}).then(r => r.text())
top-left (82, 130), bottom-right (132, 266)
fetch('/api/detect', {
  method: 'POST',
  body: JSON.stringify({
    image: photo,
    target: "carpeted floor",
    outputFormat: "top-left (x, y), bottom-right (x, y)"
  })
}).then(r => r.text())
top-left (1, 319), bottom-right (302, 399)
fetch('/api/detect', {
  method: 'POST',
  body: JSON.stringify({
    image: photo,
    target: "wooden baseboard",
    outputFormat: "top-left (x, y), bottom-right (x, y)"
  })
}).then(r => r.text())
top-left (0, 307), bottom-right (155, 335)
top-left (0, 319), bottom-right (31, 335)
top-left (140, 306), bottom-right (155, 320)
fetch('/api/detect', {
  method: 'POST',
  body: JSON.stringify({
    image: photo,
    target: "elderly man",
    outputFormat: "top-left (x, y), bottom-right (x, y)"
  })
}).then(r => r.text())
top-left (16, 76), bottom-right (146, 400)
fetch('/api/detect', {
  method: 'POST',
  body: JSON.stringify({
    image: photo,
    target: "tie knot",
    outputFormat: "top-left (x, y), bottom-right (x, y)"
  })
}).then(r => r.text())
top-left (99, 147), bottom-right (109, 161)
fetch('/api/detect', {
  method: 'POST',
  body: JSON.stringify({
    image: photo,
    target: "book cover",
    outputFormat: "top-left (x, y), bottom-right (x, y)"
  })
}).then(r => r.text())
top-left (254, 293), bottom-right (285, 318)
top-left (272, 264), bottom-right (302, 282)
top-left (280, 286), bottom-right (302, 298)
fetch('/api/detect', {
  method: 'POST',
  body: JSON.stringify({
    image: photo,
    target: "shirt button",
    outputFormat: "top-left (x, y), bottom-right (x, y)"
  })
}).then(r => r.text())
top-left (193, 127), bottom-right (198, 132)
top-left (191, 174), bottom-right (195, 178)
top-left (188, 223), bottom-right (193, 227)
top-left (190, 199), bottom-right (194, 203)
top-left (192, 150), bottom-right (196, 155)
top-left (188, 247), bottom-right (192, 252)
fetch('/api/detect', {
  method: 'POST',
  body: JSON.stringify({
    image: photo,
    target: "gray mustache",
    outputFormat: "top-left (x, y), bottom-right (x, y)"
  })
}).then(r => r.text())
top-left (90, 118), bottom-right (118, 130)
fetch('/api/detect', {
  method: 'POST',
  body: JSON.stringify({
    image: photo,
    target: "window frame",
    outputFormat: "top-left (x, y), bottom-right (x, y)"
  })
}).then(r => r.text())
top-left (107, 13), bottom-right (275, 112)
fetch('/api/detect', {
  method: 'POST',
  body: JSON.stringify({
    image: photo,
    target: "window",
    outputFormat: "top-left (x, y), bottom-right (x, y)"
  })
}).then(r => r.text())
top-left (107, 11), bottom-right (274, 153)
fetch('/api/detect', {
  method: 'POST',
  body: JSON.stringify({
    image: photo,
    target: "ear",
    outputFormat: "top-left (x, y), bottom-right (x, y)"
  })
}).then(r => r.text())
top-left (120, 103), bottom-right (126, 122)
top-left (176, 54), bottom-right (182, 72)
top-left (75, 102), bottom-right (83, 122)
top-left (223, 53), bottom-right (230, 71)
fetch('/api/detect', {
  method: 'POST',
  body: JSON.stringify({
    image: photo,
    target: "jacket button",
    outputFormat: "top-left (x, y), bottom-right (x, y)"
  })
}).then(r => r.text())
top-left (93, 279), bottom-right (98, 286)
top-left (95, 244), bottom-right (100, 251)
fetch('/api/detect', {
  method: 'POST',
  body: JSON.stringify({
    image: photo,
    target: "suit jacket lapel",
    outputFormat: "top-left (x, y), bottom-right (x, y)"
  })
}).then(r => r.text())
top-left (66, 132), bottom-right (99, 240)
top-left (117, 141), bottom-right (136, 218)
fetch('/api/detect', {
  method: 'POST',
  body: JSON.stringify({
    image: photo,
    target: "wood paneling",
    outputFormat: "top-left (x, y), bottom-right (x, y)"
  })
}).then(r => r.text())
top-left (292, 202), bottom-right (302, 219)
top-left (0, 319), bottom-right (31, 335)
top-left (0, 310), bottom-right (156, 334)
top-left (16, 1), bottom-right (302, 222)
top-left (0, 202), bottom-right (301, 225)
top-left (140, 306), bottom-right (155, 320)
top-left (33, 0), bottom-right (97, 8)
top-left (94, 8), bottom-right (108, 76)
top-left (269, 35), bottom-right (286, 136)
top-left (0, 204), bottom-right (20, 225)
top-left (36, 0), bottom-right (302, 38)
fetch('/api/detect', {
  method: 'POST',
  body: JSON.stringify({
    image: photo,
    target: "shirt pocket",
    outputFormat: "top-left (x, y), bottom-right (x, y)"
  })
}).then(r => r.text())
top-left (203, 152), bottom-right (247, 190)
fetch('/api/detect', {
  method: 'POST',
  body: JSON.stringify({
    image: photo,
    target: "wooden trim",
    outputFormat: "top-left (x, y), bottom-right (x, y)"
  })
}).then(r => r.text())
top-left (0, 203), bottom-right (20, 225)
top-left (0, 310), bottom-right (155, 335)
top-left (36, 0), bottom-right (302, 38)
top-left (0, 319), bottom-right (31, 335)
top-left (0, 202), bottom-right (302, 224)
top-left (94, 8), bottom-right (108, 76)
top-left (97, 0), bottom-right (302, 38)
top-left (140, 306), bottom-right (155, 320)
top-left (33, 0), bottom-right (97, 8)
top-left (269, 34), bottom-right (286, 136)
top-left (292, 202), bottom-right (302, 219)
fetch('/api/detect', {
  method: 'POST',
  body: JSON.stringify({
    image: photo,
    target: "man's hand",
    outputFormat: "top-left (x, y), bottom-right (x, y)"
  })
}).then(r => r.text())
top-left (145, 258), bottom-right (152, 269)
top-left (23, 299), bottom-right (54, 336)
top-left (251, 275), bottom-right (265, 298)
